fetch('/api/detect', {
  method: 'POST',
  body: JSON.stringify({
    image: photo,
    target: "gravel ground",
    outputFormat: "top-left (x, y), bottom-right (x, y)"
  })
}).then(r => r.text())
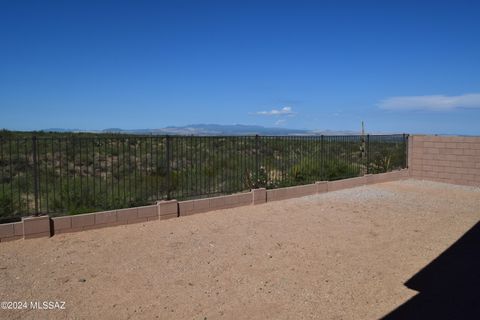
top-left (0, 179), bottom-right (479, 320)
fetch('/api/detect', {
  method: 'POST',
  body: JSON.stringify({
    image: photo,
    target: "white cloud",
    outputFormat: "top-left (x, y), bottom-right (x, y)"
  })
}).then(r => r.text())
top-left (256, 106), bottom-right (296, 116)
top-left (275, 119), bottom-right (286, 126)
top-left (378, 93), bottom-right (480, 111)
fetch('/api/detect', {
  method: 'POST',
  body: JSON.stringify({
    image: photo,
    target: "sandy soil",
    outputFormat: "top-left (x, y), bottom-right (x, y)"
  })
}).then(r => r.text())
top-left (1, 179), bottom-right (479, 320)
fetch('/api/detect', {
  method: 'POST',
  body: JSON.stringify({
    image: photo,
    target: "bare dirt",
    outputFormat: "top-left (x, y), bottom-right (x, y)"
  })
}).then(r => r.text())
top-left (1, 179), bottom-right (479, 320)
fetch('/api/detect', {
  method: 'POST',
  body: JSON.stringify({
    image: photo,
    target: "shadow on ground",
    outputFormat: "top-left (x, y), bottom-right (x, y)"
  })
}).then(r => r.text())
top-left (382, 221), bottom-right (480, 320)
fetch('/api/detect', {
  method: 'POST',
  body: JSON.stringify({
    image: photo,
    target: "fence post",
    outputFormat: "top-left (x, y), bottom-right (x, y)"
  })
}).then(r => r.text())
top-left (166, 135), bottom-right (171, 200)
top-left (255, 135), bottom-right (259, 186)
top-left (366, 134), bottom-right (370, 174)
top-left (32, 135), bottom-right (39, 216)
top-left (403, 133), bottom-right (408, 169)
top-left (320, 135), bottom-right (324, 180)
top-left (361, 133), bottom-right (366, 175)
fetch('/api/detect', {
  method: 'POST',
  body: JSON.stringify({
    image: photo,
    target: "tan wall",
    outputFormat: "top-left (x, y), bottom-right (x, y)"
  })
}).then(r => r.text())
top-left (266, 184), bottom-right (317, 202)
top-left (179, 192), bottom-right (252, 216)
top-left (409, 135), bottom-right (480, 187)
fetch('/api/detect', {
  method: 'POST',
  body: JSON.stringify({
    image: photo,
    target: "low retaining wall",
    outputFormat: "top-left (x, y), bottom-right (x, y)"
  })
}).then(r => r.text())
top-left (409, 135), bottom-right (480, 187)
top-left (179, 192), bottom-right (252, 216)
top-left (267, 183), bottom-right (318, 202)
top-left (0, 169), bottom-right (409, 243)
top-left (327, 176), bottom-right (366, 192)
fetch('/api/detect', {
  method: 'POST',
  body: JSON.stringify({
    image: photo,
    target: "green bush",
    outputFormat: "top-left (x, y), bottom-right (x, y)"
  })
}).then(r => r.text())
top-left (323, 160), bottom-right (360, 180)
top-left (0, 194), bottom-right (14, 217)
top-left (290, 158), bottom-right (361, 184)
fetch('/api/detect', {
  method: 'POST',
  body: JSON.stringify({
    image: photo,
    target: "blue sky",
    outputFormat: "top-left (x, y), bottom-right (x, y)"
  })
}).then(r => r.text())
top-left (1, 1), bottom-right (479, 134)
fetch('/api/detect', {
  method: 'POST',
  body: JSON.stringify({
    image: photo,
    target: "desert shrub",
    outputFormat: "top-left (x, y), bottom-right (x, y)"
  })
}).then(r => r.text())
top-left (0, 193), bottom-right (14, 217)
top-left (290, 159), bottom-right (322, 185)
top-left (289, 158), bottom-right (360, 184)
top-left (245, 166), bottom-right (268, 189)
top-left (323, 159), bottom-right (360, 180)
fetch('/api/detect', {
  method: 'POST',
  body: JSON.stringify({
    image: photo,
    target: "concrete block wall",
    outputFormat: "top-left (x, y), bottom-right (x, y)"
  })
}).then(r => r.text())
top-left (365, 170), bottom-right (410, 184)
top-left (0, 169), bottom-right (410, 243)
top-left (327, 176), bottom-right (366, 192)
top-left (178, 192), bottom-right (252, 216)
top-left (50, 204), bottom-right (161, 235)
top-left (252, 188), bottom-right (267, 205)
top-left (267, 184), bottom-right (317, 202)
top-left (409, 135), bottom-right (480, 187)
top-left (0, 221), bottom-right (24, 242)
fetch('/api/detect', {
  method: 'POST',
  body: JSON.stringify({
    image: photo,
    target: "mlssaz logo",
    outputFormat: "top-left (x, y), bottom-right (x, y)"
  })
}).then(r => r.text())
top-left (30, 301), bottom-right (66, 310)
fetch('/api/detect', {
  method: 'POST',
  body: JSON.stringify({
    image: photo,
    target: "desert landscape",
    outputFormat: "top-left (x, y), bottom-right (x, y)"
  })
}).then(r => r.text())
top-left (1, 179), bottom-right (479, 319)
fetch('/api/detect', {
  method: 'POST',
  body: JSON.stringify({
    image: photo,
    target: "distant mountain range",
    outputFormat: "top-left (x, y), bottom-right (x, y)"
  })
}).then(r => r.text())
top-left (42, 124), bottom-right (360, 136)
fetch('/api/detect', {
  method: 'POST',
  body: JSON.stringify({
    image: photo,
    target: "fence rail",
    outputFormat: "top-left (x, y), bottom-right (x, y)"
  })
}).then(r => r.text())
top-left (0, 133), bottom-right (407, 221)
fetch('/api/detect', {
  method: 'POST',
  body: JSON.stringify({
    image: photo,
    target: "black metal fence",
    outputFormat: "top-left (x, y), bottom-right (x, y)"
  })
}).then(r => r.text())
top-left (0, 134), bottom-right (407, 220)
